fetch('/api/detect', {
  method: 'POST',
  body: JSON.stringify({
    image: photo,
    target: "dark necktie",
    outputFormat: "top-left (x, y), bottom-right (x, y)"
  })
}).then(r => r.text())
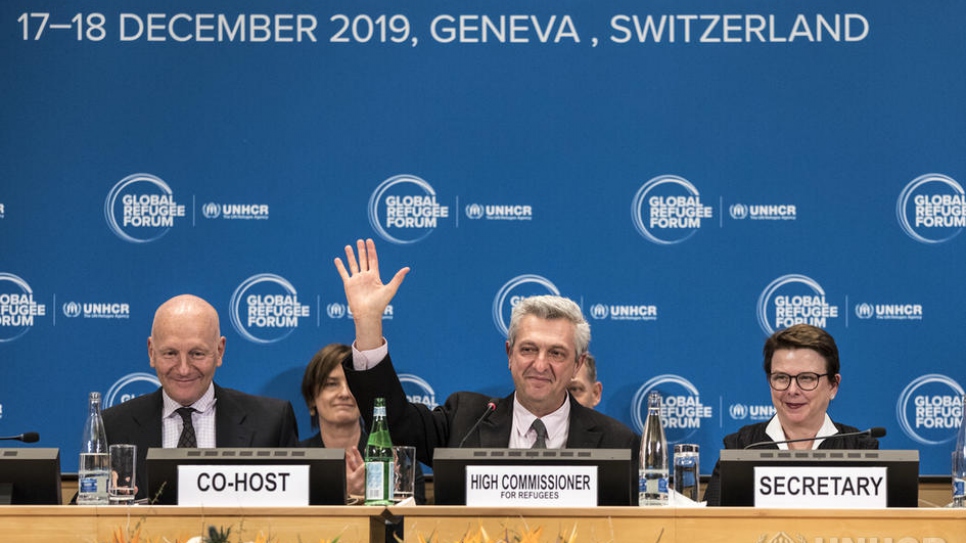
top-left (530, 418), bottom-right (548, 449)
top-left (176, 407), bottom-right (197, 448)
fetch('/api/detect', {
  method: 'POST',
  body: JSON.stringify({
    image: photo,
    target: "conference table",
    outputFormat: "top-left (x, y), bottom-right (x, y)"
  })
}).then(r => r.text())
top-left (0, 505), bottom-right (386, 543)
top-left (392, 506), bottom-right (966, 542)
top-left (2, 506), bottom-right (965, 543)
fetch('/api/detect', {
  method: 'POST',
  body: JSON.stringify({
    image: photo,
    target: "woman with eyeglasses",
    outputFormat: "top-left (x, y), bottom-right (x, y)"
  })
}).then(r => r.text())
top-left (703, 324), bottom-right (879, 505)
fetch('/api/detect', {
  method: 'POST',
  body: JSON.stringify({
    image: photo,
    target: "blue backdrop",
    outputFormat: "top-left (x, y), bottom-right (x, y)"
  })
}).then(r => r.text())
top-left (1, 0), bottom-right (964, 479)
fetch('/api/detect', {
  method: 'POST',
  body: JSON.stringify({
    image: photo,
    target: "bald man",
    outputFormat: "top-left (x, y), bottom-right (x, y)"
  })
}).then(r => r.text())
top-left (102, 294), bottom-right (299, 502)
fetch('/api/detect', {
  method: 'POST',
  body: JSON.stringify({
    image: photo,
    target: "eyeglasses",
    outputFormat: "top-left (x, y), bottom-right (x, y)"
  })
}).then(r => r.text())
top-left (768, 372), bottom-right (829, 391)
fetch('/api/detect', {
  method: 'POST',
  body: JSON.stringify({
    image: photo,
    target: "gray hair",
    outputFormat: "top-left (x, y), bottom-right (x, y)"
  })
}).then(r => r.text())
top-left (507, 295), bottom-right (591, 358)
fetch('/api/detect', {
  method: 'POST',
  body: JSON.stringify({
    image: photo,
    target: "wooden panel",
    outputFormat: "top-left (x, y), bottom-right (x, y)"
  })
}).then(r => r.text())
top-left (0, 506), bottom-right (383, 543)
top-left (0, 506), bottom-right (96, 543)
top-left (675, 508), bottom-right (966, 543)
top-left (393, 506), bottom-right (673, 543)
top-left (390, 507), bottom-right (966, 543)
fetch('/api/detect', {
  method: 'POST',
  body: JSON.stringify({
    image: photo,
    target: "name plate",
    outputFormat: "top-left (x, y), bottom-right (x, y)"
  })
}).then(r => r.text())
top-left (754, 466), bottom-right (887, 508)
top-left (178, 464), bottom-right (309, 506)
top-left (466, 465), bottom-right (597, 507)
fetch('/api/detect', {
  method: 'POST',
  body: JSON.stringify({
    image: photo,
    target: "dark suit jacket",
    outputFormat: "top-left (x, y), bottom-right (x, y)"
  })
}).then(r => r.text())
top-left (703, 418), bottom-right (880, 506)
top-left (102, 384), bottom-right (299, 501)
top-left (343, 354), bottom-right (640, 468)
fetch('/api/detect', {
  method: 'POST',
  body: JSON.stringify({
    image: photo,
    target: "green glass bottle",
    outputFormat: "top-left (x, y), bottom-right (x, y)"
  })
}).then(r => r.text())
top-left (364, 397), bottom-right (395, 505)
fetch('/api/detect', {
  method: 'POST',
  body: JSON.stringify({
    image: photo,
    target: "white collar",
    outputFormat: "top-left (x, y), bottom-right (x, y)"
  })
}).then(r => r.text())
top-left (765, 413), bottom-right (837, 449)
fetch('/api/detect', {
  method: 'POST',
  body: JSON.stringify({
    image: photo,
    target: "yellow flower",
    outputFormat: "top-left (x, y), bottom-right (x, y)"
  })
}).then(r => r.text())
top-left (518, 525), bottom-right (545, 543)
top-left (411, 521), bottom-right (582, 543)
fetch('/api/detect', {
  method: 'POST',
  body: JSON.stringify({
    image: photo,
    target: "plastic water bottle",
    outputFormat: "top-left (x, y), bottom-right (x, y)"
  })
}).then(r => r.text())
top-left (364, 397), bottom-right (394, 505)
top-left (953, 394), bottom-right (966, 507)
top-left (639, 390), bottom-right (669, 506)
top-left (77, 391), bottom-right (110, 505)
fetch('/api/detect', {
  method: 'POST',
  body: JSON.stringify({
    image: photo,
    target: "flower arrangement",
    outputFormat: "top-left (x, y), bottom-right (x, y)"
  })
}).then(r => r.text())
top-left (108, 524), bottom-right (340, 543)
top-left (107, 519), bottom-right (583, 543)
top-left (408, 522), bottom-right (580, 543)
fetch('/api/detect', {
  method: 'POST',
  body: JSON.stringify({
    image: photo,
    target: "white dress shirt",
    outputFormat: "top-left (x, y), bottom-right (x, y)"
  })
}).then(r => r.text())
top-left (509, 393), bottom-right (570, 449)
top-left (765, 413), bottom-right (838, 449)
top-left (161, 383), bottom-right (217, 448)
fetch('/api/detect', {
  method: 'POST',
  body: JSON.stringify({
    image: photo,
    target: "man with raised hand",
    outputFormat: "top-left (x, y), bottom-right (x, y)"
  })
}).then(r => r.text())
top-left (334, 239), bottom-right (638, 468)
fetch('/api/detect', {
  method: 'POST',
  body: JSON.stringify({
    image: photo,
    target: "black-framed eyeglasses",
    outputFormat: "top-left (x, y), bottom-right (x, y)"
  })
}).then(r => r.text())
top-left (768, 372), bottom-right (829, 391)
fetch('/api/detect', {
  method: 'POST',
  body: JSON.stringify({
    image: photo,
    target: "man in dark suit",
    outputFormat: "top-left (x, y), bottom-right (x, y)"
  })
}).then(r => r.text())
top-left (333, 239), bottom-right (639, 469)
top-left (102, 294), bottom-right (299, 502)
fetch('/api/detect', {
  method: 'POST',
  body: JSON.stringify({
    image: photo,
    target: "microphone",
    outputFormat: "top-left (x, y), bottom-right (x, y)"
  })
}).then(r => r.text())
top-left (744, 427), bottom-right (886, 449)
top-left (0, 432), bottom-right (40, 443)
top-left (458, 399), bottom-right (498, 448)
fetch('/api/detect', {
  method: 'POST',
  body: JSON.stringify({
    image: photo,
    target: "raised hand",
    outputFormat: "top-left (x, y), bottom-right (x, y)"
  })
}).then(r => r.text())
top-left (334, 239), bottom-right (409, 350)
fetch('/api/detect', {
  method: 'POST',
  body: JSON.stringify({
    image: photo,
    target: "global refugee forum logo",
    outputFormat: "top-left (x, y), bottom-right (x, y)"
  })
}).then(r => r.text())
top-left (368, 174), bottom-right (449, 245)
top-left (896, 173), bottom-right (965, 244)
top-left (756, 274), bottom-right (839, 336)
top-left (0, 273), bottom-right (46, 343)
top-left (229, 273), bottom-right (310, 344)
top-left (631, 175), bottom-right (712, 245)
top-left (104, 173), bottom-right (186, 243)
top-left (631, 375), bottom-right (712, 443)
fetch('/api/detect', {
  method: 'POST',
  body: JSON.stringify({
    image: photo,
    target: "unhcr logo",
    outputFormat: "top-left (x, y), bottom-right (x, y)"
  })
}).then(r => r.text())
top-left (465, 204), bottom-right (484, 220)
top-left (730, 204), bottom-right (748, 219)
top-left (465, 203), bottom-right (533, 221)
top-left (855, 302), bottom-right (923, 321)
top-left (63, 301), bottom-right (82, 318)
top-left (729, 403), bottom-right (775, 421)
top-left (729, 202), bottom-right (797, 221)
top-left (62, 301), bottom-right (131, 319)
top-left (202, 202), bottom-right (270, 220)
top-left (202, 202), bottom-right (221, 219)
top-left (590, 304), bottom-right (609, 319)
top-left (325, 302), bottom-right (392, 320)
top-left (326, 303), bottom-right (346, 319)
top-left (589, 303), bottom-right (657, 322)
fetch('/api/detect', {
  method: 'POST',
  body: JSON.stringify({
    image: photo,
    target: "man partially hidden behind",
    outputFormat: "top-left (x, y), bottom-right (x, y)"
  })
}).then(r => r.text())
top-left (567, 352), bottom-right (603, 409)
top-left (333, 239), bottom-right (638, 469)
top-left (102, 294), bottom-right (299, 502)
